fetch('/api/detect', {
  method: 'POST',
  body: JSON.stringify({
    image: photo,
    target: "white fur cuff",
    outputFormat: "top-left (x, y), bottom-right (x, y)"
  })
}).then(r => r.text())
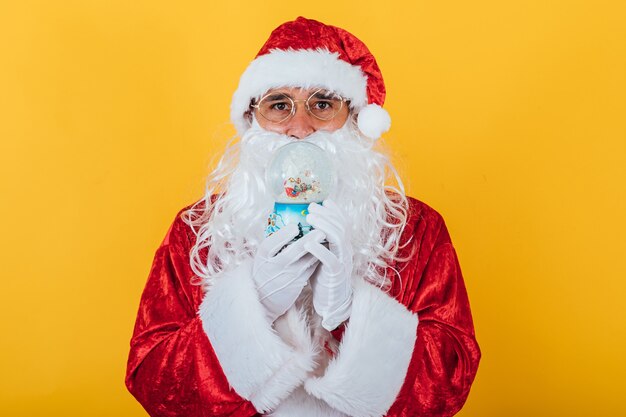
top-left (304, 280), bottom-right (418, 417)
top-left (198, 259), bottom-right (316, 413)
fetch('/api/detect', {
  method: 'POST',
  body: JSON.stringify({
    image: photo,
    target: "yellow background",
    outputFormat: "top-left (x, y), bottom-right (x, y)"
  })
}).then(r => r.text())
top-left (1, 0), bottom-right (624, 416)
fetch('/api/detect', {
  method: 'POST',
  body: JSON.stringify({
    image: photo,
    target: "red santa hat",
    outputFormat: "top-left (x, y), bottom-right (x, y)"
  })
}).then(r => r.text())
top-left (230, 17), bottom-right (391, 140)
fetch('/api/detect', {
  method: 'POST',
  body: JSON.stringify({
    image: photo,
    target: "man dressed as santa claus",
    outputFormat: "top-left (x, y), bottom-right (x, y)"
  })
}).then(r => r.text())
top-left (126, 17), bottom-right (481, 417)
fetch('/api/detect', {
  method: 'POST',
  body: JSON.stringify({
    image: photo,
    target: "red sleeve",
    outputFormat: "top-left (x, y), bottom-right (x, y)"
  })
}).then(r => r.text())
top-left (386, 203), bottom-right (481, 417)
top-left (125, 212), bottom-right (258, 417)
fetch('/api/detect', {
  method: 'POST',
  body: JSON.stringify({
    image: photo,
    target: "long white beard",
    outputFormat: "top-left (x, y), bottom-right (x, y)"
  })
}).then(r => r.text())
top-left (183, 119), bottom-right (409, 288)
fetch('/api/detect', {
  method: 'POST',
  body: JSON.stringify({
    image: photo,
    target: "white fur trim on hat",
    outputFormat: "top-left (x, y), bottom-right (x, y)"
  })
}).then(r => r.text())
top-left (357, 104), bottom-right (391, 139)
top-left (231, 49), bottom-right (369, 136)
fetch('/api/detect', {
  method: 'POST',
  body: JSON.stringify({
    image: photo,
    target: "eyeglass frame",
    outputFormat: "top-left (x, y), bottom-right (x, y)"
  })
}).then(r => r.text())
top-left (249, 88), bottom-right (350, 124)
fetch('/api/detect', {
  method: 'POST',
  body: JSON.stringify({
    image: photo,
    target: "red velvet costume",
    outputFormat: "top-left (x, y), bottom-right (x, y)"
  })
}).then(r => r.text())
top-left (126, 196), bottom-right (481, 416)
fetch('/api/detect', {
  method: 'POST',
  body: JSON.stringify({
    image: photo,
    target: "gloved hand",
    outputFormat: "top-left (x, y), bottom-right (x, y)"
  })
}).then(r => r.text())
top-left (304, 199), bottom-right (354, 331)
top-left (253, 223), bottom-right (326, 323)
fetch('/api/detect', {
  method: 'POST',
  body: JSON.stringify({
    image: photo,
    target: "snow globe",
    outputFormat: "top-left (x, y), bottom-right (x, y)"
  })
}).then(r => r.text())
top-left (265, 142), bottom-right (335, 239)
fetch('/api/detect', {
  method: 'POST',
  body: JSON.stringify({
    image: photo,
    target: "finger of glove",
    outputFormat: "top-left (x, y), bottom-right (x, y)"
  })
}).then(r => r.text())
top-left (274, 229), bottom-right (326, 265)
top-left (306, 213), bottom-right (345, 239)
top-left (304, 241), bottom-right (342, 275)
top-left (309, 199), bottom-right (347, 223)
top-left (307, 214), bottom-right (345, 243)
top-left (307, 201), bottom-right (323, 214)
top-left (307, 200), bottom-right (346, 232)
top-left (297, 253), bottom-right (322, 283)
top-left (306, 214), bottom-right (347, 258)
top-left (258, 223), bottom-right (299, 258)
top-left (308, 201), bottom-right (343, 223)
top-left (262, 253), bottom-right (319, 299)
top-left (289, 252), bottom-right (321, 283)
top-left (257, 251), bottom-right (319, 291)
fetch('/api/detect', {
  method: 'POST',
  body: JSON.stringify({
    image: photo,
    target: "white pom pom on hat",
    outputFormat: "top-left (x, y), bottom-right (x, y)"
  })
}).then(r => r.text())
top-left (357, 104), bottom-right (391, 139)
top-left (230, 17), bottom-right (391, 140)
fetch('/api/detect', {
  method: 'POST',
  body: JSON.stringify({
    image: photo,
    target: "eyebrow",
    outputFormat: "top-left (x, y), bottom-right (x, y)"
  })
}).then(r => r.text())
top-left (312, 91), bottom-right (335, 99)
top-left (264, 93), bottom-right (291, 101)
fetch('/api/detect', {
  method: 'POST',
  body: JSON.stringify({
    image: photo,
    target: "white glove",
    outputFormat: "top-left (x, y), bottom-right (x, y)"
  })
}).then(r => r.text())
top-left (253, 223), bottom-right (326, 323)
top-left (304, 199), bottom-right (353, 331)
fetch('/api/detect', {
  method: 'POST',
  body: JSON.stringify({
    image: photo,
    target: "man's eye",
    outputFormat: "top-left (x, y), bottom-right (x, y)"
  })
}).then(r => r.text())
top-left (312, 100), bottom-right (333, 110)
top-left (269, 102), bottom-right (291, 111)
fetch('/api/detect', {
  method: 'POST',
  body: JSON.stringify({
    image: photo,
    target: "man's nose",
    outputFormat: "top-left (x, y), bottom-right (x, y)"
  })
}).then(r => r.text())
top-left (285, 105), bottom-right (316, 139)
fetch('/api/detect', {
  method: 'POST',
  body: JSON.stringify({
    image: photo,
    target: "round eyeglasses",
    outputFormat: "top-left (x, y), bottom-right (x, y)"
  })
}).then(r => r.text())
top-left (251, 89), bottom-right (348, 124)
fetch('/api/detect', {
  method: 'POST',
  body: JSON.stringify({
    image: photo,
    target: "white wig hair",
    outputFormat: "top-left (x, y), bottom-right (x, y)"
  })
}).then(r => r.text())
top-left (181, 118), bottom-right (410, 289)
